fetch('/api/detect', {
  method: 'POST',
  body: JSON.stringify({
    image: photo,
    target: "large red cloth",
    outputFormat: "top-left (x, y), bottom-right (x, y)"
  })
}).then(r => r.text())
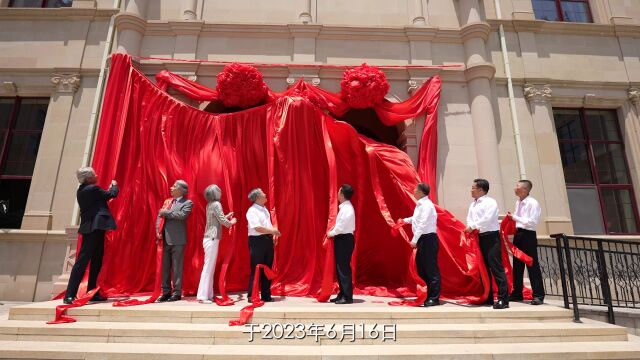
top-left (90, 54), bottom-right (493, 304)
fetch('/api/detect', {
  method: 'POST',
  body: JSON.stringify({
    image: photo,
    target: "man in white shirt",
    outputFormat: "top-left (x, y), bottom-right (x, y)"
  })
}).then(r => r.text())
top-left (327, 184), bottom-right (356, 304)
top-left (508, 180), bottom-right (544, 305)
top-left (397, 183), bottom-right (441, 306)
top-left (246, 188), bottom-right (281, 302)
top-left (465, 178), bottom-right (508, 309)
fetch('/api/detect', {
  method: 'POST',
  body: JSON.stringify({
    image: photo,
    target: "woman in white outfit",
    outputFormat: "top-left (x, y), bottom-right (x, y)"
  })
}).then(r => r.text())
top-left (196, 184), bottom-right (237, 303)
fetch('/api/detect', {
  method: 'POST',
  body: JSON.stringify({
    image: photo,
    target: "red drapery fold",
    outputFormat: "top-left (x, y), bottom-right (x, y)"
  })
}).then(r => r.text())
top-left (84, 54), bottom-right (521, 307)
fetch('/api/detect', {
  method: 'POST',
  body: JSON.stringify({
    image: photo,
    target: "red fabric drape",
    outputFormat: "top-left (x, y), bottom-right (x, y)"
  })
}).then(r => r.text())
top-left (88, 54), bottom-right (513, 305)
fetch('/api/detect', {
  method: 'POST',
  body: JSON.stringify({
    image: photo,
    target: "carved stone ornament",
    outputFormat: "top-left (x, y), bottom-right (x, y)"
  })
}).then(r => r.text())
top-left (51, 74), bottom-right (81, 94)
top-left (523, 83), bottom-right (552, 103)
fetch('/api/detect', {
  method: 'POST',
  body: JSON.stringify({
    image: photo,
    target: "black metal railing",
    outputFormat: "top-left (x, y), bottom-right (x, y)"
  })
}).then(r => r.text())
top-left (538, 234), bottom-right (640, 324)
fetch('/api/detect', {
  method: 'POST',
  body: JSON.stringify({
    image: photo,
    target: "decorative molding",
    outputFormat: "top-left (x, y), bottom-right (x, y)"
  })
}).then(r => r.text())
top-left (51, 73), bottom-right (81, 94)
top-left (550, 95), bottom-right (627, 109)
top-left (460, 22), bottom-right (491, 43)
top-left (488, 19), bottom-right (640, 39)
top-left (0, 7), bottom-right (117, 21)
top-left (629, 87), bottom-right (640, 106)
top-left (286, 76), bottom-right (320, 87)
top-left (464, 63), bottom-right (495, 82)
top-left (168, 20), bottom-right (204, 36)
top-left (298, 11), bottom-right (312, 24)
top-left (523, 83), bottom-right (552, 103)
top-left (115, 13), bottom-right (147, 35)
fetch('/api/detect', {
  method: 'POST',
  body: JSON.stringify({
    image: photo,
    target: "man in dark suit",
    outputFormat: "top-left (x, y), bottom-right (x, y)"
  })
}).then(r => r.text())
top-left (63, 167), bottom-right (119, 304)
top-left (156, 180), bottom-right (193, 302)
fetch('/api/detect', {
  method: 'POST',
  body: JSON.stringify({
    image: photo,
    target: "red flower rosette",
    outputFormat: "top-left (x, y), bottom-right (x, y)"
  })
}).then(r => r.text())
top-left (340, 64), bottom-right (390, 109)
top-left (216, 63), bottom-right (268, 109)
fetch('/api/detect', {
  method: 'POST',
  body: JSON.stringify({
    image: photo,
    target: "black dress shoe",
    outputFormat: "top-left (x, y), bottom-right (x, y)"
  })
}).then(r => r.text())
top-left (63, 297), bottom-right (74, 305)
top-left (493, 300), bottom-right (509, 309)
top-left (157, 294), bottom-right (171, 302)
top-left (90, 294), bottom-right (107, 302)
top-left (167, 294), bottom-right (181, 302)
top-left (508, 294), bottom-right (523, 302)
top-left (335, 298), bottom-right (353, 305)
top-left (261, 297), bottom-right (275, 302)
top-left (423, 299), bottom-right (440, 307)
top-left (530, 298), bottom-right (544, 305)
top-left (330, 296), bottom-right (344, 303)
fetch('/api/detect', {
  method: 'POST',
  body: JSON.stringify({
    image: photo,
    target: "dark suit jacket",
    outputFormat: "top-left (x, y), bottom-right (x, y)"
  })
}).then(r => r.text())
top-left (77, 183), bottom-right (119, 234)
top-left (156, 197), bottom-right (193, 246)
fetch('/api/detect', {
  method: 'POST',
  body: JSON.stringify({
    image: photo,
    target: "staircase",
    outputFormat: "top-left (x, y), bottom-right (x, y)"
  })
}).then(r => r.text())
top-left (1, 295), bottom-right (640, 359)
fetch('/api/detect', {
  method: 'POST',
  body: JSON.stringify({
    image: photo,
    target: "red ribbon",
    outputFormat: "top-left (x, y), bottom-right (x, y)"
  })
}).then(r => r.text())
top-left (229, 264), bottom-right (277, 326)
top-left (112, 198), bottom-right (172, 307)
top-left (47, 288), bottom-right (100, 324)
top-left (388, 249), bottom-right (428, 307)
top-left (500, 216), bottom-right (533, 267)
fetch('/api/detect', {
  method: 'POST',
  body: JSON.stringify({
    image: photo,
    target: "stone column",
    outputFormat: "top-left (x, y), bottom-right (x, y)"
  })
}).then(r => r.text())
top-left (458, 0), bottom-right (505, 208)
top-left (181, 0), bottom-right (197, 20)
top-left (629, 87), bottom-right (640, 114)
top-left (410, 0), bottom-right (427, 26)
top-left (625, 88), bottom-right (640, 211)
top-left (115, 0), bottom-right (148, 56)
top-left (51, 226), bottom-right (80, 297)
top-left (524, 84), bottom-right (573, 234)
top-left (21, 74), bottom-right (82, 230)
top-left (607, 0), bottom-right (634, 24)
top-left (297, 0), bottom-right (312, 24)
top-left (511, 0), bottom-right (535, 20)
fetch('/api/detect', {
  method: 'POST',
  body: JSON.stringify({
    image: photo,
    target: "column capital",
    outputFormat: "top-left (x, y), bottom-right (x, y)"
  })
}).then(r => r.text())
top-left (408, 79), bottom-right (427, 94)
top-left (524, 83), bottom-right (552, 103)
top-left (628, 87), bottom-right (640, 106)
top-left (51, 74), bottom-right (81, 94)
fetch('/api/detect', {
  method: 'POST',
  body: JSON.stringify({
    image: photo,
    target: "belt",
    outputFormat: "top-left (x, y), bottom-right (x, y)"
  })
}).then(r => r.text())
top-left (516, 228), bottom-right (536, 233)
top-left (478, 230), bottom-right (499, 237)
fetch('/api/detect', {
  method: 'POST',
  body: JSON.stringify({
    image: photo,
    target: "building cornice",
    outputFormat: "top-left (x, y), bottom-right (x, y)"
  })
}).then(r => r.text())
top-left (0, 7), bottom-right (118, 21)
top-left (496, 77), bottom-right (640, 91)
top-left (488, 19), bottom-right (640, 38)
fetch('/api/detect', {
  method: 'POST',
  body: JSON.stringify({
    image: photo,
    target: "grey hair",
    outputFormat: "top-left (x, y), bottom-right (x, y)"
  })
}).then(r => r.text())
top-left (248, 188), bottom-right (264, 203)
top-left (76, 167), bottom-right (96, 184)
top-left (204, 184), bottom-right (222, 202)
top-left (174, 180), bottom-right (188, 195)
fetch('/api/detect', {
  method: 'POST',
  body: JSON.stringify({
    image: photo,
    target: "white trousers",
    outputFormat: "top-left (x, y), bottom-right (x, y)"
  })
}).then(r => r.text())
top-left (196, 237), bottom-right (220, 301)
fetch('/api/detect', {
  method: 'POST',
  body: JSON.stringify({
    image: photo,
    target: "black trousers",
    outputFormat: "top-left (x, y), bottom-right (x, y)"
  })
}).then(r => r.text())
top-left (333, 233), bottom-right (355, 301)
top-left (248, 234), bottom-right (274, 299)
top-left (161, 240), bottom-right (185, 297)
top-left (65, 230), bottom-right (105, 299)
top-left (512, 228), bottom-right (545, 300)
top-left (478, 230), bottom-right (508, 302)
top-left (416, 233), bottom-right (441, 301)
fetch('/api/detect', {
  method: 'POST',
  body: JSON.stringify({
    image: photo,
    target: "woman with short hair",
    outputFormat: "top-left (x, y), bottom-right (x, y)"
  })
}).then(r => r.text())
top-left (196, 184), bottom-right (237, 303)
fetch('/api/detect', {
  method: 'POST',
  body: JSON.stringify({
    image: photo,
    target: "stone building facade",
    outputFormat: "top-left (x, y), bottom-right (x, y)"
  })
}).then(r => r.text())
top-left (0, 0), bottom-right (638, 301)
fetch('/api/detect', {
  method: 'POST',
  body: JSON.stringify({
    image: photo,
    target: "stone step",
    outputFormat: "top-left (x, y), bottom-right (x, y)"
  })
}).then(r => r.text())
top-left (0, 318), bottom-right (628, 345)
top-left (2, 340), bottom-right (640, 359)
top-left (8, 297), bottom-right (574, 324)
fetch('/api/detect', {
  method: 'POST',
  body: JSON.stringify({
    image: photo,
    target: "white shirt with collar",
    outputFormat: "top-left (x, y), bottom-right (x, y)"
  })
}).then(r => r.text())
top-left (403, 196), bottom-right (437, 246)
top-left (328, 200), bottom-right (355, 237)
top-left (512, 195), bottom-right (541, 231)
top-left (246, 203), bottom-right (273, 236)
top-left (466, 195), bottom-right (500, 233)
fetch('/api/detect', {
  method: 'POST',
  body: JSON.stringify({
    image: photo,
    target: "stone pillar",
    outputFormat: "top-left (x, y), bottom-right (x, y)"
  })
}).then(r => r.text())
top-left (297, 0), bottom-right (312, 24)
top-left (524, 84), bottom-right (573, 234)
top-left (0, 0), bottom-right (10, 7)
top-left (607, 0), bottom-right (634, 24)
top-left (51, 226), bottom-right (80, 297)
top-left (181, 0), bottom-right (197, 20)
top-left (511, 0), bottom-right (535, 20)
top-left (115, 0), bottom-right (149, 56)
top-left (410, 0), bottom-right (427, 26)
top-left (22, 74), bottom-right (82, 230)
top-left (629, 87), bottom-right (640, 114)
top-left (625, 88), bottom-right (640, 211)
top-left (458, 0), bottom-right (505, 208)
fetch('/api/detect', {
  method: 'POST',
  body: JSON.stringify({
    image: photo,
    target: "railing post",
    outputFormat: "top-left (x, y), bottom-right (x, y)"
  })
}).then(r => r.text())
top-left (560, 234), bottom-right (581, 323)
top-left (553, 234), bottom-right (570, 309)
top-left (596, 240), bottom-right (616, 324)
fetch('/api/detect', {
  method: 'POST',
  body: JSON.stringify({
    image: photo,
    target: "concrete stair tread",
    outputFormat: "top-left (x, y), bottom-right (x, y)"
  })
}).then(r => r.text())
top-left (8, 297), bottom-right (574, 323)
top-left (2, 340), bottom-right (640, 359)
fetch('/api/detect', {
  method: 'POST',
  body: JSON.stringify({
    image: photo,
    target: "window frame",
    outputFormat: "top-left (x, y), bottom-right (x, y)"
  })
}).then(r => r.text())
top-left (556, 107), bottom-right (640, 235)
top-left (0, 97), bottom-right (47, 180)
top-left (533, 0), bottom-right (594, 23)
